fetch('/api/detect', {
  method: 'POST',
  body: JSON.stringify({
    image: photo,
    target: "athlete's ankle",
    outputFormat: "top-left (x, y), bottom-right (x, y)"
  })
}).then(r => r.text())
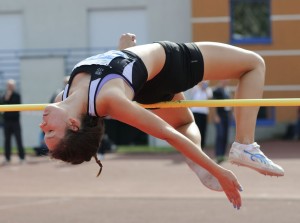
top-left (234, 139), bottom-right (255, 145)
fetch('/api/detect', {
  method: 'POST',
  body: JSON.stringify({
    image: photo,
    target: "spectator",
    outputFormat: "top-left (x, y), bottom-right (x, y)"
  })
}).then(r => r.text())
top-left (212, 80), bottom-right (232, 164)
top-left (1, 79), bottom-right (25, 165)
top-left (190, 81), bottom-right (213, 148)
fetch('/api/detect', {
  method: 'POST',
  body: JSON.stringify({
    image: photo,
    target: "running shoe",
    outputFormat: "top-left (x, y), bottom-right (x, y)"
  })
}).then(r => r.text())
top-left (228, 142), bottom-right (284, 176)
top-left (185, 158), bottom-right (223, 191)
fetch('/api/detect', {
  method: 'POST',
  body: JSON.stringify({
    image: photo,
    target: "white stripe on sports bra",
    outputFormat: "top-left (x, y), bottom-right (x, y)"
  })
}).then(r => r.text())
top-left (89, 73), bottom-right (134, 117)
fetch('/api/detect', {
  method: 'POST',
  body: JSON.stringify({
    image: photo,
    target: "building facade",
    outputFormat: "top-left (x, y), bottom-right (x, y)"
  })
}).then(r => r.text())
top-left (192, 0), bottom-right (300, 125)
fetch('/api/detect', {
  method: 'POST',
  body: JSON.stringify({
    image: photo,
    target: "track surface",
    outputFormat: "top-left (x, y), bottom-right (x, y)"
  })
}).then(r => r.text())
top-left (1, 140), bottom-right (300, 223)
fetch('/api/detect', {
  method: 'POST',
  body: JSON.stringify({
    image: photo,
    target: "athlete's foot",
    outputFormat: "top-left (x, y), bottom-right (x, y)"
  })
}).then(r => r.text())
top-left (185, 158), bottom-right (223, 191)
top-left (228, 142), bottom-right (284, 177)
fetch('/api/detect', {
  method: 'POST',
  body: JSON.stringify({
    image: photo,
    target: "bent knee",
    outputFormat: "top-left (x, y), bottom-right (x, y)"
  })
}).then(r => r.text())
top-left (249, 51), bottom-right (266, 75)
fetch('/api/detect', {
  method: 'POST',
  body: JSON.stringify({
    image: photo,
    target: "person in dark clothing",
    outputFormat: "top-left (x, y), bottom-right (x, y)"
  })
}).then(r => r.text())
top-left (296, 107), bottom-right (300, 140)
top-left (190, 81), bottom-right (213, 148)
top-left (212, 80), bottom-right (232, 164)
top-left (1, 79), bottom-right (25, 164)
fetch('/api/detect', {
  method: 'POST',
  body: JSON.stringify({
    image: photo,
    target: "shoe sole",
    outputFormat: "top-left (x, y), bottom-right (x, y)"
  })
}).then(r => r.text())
top-left (229, 158), bottom-right (284, 177)
top-left (199, 173), bottom-right (223, 192)
top-left (185, 159), bottom-right (223, 192)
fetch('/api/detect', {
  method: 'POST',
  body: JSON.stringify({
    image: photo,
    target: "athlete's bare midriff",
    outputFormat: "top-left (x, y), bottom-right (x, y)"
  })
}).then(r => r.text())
top-left (125, 43), bottom-right (166, 81)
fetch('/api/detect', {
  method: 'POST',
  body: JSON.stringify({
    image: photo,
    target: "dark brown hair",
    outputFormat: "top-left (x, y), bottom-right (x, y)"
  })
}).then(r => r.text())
top-left (50, 115), bottom-right (105, 176)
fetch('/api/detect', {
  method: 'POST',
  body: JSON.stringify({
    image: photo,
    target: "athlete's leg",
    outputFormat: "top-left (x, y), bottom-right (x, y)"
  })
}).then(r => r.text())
top-left (195, 42), bottom-right (284, 176)
top-left (152, 93), bottom-right (200, 144)
top-left (196, 42), bottom-right (264, 144)
top-left (152, 93), bottom-right (222, 191)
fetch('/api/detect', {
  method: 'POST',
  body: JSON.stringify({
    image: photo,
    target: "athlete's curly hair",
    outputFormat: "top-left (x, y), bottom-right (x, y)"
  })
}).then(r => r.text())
top-left (50, 115), bottom-right (105, 176)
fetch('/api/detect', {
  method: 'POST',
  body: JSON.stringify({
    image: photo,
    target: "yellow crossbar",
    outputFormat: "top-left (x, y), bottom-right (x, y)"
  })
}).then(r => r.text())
top-left (140, 98), bottom-right (300, 109)
top-left (0, 104), bottom-right (49, 112)
top-left (0, 98), bottom-right (300, 112)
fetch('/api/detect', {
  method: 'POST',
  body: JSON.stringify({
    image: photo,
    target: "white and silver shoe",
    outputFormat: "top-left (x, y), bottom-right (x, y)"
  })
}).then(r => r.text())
top-left (185, 158), bottom-right (223, 191)
top-left (229, 142), bottom-right (284, 177)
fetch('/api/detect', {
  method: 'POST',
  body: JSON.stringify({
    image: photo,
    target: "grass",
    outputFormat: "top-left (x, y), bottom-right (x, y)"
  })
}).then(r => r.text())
top-left (0, 147), bottom-right (35, 155)
top-left (0, 145), bottom-right (177, 155)
top-left (116, 145), bottom-right (176, 154)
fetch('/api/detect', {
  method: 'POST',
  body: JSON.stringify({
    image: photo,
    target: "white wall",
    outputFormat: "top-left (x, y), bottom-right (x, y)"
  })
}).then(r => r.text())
top-left (0, 13), bottom-right (23, 50)
top-left (147, 0), bottom-right (192, 42)
top-left (89, 8), bottom-right (148, 48)
top-left (0, 0), bottom-right (192, 49)
top-left (20, 57), bottom-right (65, 147)
top-left (0, 0), bottom-right (192, 147)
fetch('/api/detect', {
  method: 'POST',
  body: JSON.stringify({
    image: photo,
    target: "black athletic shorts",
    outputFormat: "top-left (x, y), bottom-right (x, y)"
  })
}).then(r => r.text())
top-left (133, 41), bottom-right (204, 104)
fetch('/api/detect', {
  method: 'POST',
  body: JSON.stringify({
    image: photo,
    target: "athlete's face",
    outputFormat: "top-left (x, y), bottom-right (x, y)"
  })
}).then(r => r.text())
top-left (40, 104), bottom-right (70, 151)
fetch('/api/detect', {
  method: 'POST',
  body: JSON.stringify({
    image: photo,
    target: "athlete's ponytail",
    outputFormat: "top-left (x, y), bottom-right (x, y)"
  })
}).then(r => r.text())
top-left (50, 115), bottom-right (105, 176)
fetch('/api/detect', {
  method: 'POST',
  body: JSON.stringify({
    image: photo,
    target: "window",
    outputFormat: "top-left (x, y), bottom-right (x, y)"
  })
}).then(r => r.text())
top-left (230, 0), bottom-right (271, 44)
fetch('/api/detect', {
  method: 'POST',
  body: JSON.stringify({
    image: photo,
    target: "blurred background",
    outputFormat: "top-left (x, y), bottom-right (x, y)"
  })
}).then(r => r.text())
top-left (0, 0), bottom-right (299, 150)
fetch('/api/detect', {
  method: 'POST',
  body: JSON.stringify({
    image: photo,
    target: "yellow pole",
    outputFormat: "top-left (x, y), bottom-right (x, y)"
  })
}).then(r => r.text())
top-left (0, 104), bottom-right (48, 112)
top-left (139, 98), bottom-right (300, 109)
top-left (0, 98), bottom-right (300, 112)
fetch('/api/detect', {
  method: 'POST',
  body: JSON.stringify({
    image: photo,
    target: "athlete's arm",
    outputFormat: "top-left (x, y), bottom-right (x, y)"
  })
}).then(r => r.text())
top-left (101, 89), bottom-right (242, 209)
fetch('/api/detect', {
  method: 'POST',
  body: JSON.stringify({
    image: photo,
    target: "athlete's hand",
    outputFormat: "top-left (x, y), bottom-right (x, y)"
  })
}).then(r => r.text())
top-left (217, 168), bottom-right (243, 209)
top-left (118, 33), bottom-right (137, 50)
